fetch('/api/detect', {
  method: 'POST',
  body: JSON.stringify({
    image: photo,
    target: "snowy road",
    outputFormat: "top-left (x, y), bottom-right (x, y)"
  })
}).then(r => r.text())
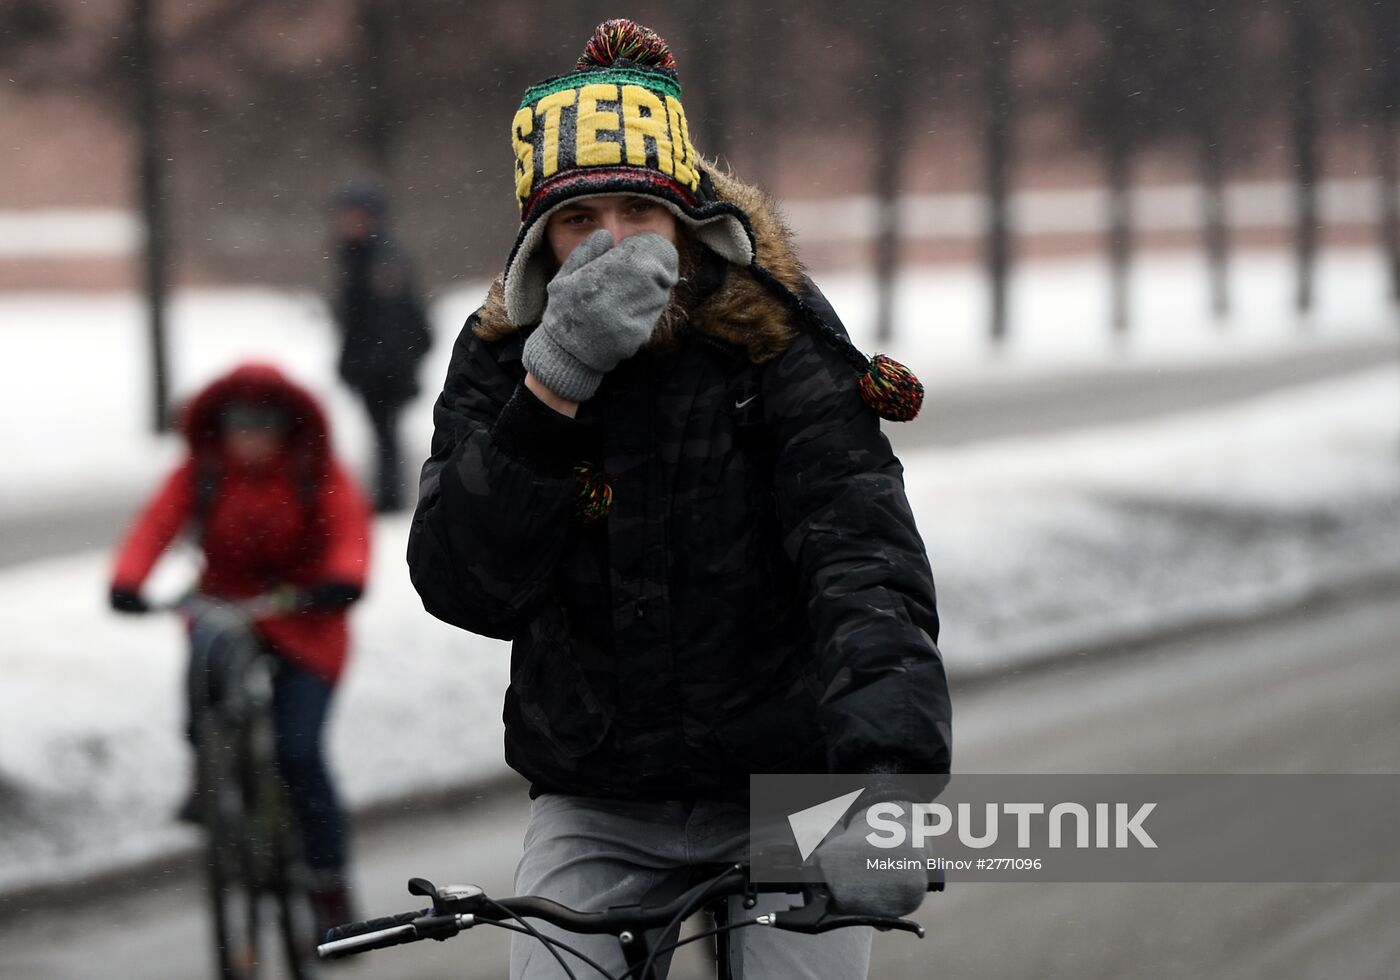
top-left (3, 584), bottom-right (1397, 979)
top-left (1, 333), bottom-right (1391, 569)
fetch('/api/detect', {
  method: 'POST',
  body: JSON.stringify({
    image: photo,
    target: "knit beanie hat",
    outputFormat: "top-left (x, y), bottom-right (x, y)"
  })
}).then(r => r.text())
top-left (504, 19), bottom-right (924, 424)
top-left (504, 19), bottom-right (754, 328)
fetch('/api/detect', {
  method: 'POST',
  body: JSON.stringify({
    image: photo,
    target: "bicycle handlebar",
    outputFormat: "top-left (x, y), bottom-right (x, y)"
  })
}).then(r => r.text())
top-left (318, 908), bottom-right (446, 959)
top-left (148, 589), bottom-right (294, 620)
top-left (318, 866), bottom-right (930, 963)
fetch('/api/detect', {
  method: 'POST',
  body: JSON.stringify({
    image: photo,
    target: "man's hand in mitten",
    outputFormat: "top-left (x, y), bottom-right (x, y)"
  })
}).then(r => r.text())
top-left (816, 804), bottom-right (928, 919)
top-left (522, 229), bottom-right (679, 403)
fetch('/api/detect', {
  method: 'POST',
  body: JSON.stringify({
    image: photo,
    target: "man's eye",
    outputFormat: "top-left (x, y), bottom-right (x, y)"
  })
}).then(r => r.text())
top-left (627, 201), bottom-right (656, 215)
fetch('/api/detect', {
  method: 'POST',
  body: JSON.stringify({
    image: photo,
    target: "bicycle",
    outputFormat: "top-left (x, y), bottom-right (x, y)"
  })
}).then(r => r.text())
top-left (166, 592), bottom-right (322, 980)
top-left (317, 855), bottom-right (942, 980)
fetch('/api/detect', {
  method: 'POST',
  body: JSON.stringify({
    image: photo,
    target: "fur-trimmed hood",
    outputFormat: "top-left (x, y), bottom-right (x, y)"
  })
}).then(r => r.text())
top-left (181, 362), bottom-right (330, 466)
top-left (473, 164), bottom-right (802, 364)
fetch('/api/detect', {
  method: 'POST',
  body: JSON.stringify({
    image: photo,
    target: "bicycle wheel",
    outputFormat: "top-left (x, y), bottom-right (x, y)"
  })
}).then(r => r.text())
top-left (274, 861), bottom-right (320, 977)
top-left (200, 718), bottom-right (263, 980)
top-left (267, 781), bottom-right (320, 979)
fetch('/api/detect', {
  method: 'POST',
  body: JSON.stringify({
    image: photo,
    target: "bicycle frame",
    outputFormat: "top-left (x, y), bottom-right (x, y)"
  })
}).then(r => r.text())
top-left (185, 596), bottom-right (319, 980)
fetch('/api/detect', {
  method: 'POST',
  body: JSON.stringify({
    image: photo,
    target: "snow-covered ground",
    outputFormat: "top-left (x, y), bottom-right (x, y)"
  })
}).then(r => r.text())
top-left (0, 244), bottom-right (1397, 895)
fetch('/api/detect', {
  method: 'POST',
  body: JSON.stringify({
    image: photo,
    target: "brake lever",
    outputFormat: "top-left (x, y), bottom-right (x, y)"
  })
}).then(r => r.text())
top-left (408, 876), bottom-right (488, 916)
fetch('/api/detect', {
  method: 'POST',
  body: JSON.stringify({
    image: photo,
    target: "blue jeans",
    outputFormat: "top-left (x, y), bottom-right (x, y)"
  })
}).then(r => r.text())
top-left (270, 660), bottom-right (347, 874)
top-left (510, 794), bottom-right (872, 980)
top-left (185, 616), bottom-right (347, 876)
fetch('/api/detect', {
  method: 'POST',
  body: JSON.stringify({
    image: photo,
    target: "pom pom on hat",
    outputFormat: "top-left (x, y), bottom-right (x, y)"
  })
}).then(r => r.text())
top-left (576, 18), bottom-right (677, 70)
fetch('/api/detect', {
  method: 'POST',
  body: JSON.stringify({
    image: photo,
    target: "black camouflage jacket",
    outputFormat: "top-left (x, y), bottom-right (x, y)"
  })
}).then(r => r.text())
top-left (407, 170), bottom-right (951, 801)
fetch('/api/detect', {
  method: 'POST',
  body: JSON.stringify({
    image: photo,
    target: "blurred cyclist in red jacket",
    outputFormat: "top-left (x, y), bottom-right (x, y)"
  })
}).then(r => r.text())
top-left (109, 362), bottom-right (372, 928)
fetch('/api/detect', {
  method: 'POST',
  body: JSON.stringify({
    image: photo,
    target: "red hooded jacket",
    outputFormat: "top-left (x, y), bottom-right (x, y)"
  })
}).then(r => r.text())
top-left (111, 363), bottom-right (372, 683)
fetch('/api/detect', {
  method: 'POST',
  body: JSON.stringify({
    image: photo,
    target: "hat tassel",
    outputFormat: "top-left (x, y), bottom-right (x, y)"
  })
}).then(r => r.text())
top-left (573, 463), bottom-right (613, 523)
top-left (859, 353), bottom-right (924, 422)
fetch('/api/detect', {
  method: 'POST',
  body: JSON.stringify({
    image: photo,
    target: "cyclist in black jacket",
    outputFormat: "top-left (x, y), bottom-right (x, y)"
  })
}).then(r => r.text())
top-left (407, 19), bottom-right (951, 980)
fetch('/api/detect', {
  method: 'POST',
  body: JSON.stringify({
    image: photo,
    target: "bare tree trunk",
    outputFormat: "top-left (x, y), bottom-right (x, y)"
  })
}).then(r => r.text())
top-left (1200, 132), bottom-right (1230, 322)
top-left (1100, 7), bottom-right (1136, 339)
top-left (132, 0), bottom-right (171, 433)
top-left (983, 0), bottom-right (1013, 345)
top-left (1372, 2), bottom-right (1400, 306)
top-left (873, 159), bottom-right (901, 346)
top-left (1187, 0), bottom-right (1230, 323)
top-left (871, 5), bottom-right (913, 346)
top-left (1288, 0), bottom-right (1319, 317)
top-left (1377, 125), bottom-right (1400, 305)
top-left (354, 0), bottom-right (393, 177)
top-left (1106, 135), bottom-right (1132, 338)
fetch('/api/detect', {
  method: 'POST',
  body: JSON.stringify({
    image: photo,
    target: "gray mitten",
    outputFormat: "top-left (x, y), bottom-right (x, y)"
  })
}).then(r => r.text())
top-left (816, 805), bottom-right (928, 918)
top-left (522, 229), bottom-right (680, 402)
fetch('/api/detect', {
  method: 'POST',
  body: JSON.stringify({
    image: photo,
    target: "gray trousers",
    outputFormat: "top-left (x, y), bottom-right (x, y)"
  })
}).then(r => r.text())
top-left (511, 794), bottom-right (872, 980)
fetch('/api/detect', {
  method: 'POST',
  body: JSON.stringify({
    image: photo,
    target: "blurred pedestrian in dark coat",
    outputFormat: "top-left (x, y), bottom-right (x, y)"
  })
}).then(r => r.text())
top-left (331, 182), bottom-right (432, 512)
